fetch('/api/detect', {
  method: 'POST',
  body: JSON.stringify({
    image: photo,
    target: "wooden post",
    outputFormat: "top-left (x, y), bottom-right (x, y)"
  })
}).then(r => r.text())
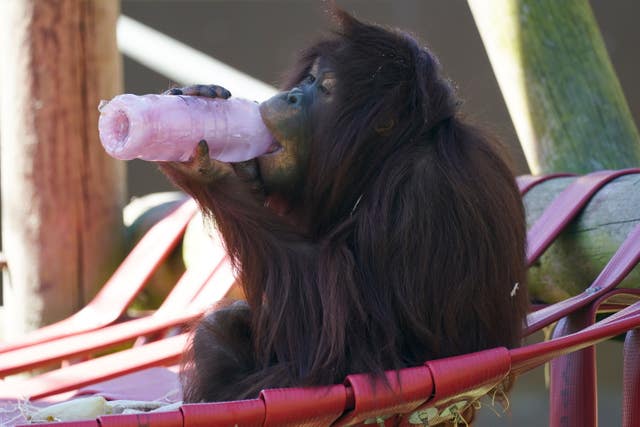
top-left (468, 0), bottom-right (640, 174)
top-left (0, 0), bottom-right (125, 338)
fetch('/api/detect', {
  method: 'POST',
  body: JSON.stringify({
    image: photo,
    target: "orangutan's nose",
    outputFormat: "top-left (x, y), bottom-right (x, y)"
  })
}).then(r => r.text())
top-left (286, 88), bottom-right (304, 106)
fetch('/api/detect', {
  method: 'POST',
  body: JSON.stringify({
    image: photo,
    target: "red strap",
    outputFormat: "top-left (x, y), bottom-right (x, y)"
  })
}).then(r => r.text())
top-left (549, 290), bottom-right (640, 427)
top-left (0, 198), bottom-right (197, 353)
top-left (17, 422), bottom-right (98, 427)
top-left (526, 222), bottom-right (640, 335)
top-left (0, 255), bottom-right (233, 378)
top-left (261, 385), bottom-right (347, 426)
top-left (334, 366), bottom-right (433, 426)
top-left (517, 173), bottom-right (576, 196)
top-left (0, 311), bottom-right (198, 378)
top-left (548, 290), bottom-right (640, 427)
top-left (526, 169), bottom-right (640, 266)
top-left (548, 309), bottom-right (597, 427)
top-left (512, 300), bottom-right (640, 376)
top-left (623, 330), bottom-right (640, 427)
top-left (0, 334), bottom-right (188, 399)
top-left (99, 411), bottom-right (183, 427)
top-left (423, 347), bottom-right (511, 407)
top-left (182, 400), bottom-right (265, 427)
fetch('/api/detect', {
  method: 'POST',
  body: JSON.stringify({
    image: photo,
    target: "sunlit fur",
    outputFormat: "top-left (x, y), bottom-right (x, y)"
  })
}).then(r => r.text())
top-left (162, 10), bottom-right (529, 418)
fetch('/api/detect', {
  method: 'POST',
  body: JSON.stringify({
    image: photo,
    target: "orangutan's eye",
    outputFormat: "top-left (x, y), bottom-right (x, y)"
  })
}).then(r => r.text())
top-left (319, 76), bottom-right (336, 96)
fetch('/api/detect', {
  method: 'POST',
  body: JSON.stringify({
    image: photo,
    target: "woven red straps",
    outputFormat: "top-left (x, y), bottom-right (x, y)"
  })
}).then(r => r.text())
top-left (0, 198), bottom-right (197, 353)
top-left (523, 170), bottom-right (640, 427)
top-left (526, 169), bottom-right (640, 266)
top-left (526, 222), bottom-right (640, 335)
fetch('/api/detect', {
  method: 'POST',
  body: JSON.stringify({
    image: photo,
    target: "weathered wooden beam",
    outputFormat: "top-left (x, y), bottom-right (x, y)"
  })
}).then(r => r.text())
top-left (468, 0), bottom-right (640, 174)
top-left (524, 175), bottom-right (640, 303)
top-left (0, 0), bottom-right (126, 337)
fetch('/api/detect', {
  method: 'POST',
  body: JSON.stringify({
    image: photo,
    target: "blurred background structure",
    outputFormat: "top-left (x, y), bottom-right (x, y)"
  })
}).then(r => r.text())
top-left (1, 1), bottom-right (639, 425)
top-left (120, 0), bottom-right (640, 199)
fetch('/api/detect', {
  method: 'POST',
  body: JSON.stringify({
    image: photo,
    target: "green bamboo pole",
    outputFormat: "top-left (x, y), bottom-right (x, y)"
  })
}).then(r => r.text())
top-left (468, 0), bottom-right (640, 174)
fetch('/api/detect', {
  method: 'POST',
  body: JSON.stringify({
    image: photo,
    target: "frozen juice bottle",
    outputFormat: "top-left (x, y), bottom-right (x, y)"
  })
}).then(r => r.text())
top-left (98, 94), bottom-right (274, 162)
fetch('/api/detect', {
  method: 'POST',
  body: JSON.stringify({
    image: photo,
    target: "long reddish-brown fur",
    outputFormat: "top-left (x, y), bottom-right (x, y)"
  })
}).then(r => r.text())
top-left (162, 10), bottom-right (529, 416)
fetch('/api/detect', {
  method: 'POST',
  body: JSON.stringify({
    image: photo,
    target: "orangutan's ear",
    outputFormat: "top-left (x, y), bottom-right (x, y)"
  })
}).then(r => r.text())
top-left (374, 117), bottom-right (395, 135)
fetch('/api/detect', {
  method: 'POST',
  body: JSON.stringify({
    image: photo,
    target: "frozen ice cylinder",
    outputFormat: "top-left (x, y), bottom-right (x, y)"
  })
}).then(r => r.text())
top-left (98, 94), bottom-right (274, 162)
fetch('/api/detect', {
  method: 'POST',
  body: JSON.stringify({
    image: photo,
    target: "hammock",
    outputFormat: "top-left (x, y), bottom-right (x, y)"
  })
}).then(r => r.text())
top-left (1, 169), bottom-right (639, 426)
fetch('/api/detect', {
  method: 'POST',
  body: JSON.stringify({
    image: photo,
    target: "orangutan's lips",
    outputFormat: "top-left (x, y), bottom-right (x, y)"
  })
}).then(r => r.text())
top-left (265, 138), bottom-right (283, 155)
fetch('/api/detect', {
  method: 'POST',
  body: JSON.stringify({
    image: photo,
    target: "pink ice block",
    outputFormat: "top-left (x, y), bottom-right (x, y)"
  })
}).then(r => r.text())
top-left (98, 94), bottom-right (274, 162)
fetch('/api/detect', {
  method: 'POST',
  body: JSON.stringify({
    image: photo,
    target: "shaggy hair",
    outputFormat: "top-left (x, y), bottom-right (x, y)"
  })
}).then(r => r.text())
top-left (163, 9), bottom-right (528, 417)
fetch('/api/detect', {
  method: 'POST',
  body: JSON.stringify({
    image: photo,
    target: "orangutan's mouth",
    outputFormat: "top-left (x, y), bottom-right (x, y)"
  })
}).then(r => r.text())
top-left (264, 137), bottom-right (284, 156)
